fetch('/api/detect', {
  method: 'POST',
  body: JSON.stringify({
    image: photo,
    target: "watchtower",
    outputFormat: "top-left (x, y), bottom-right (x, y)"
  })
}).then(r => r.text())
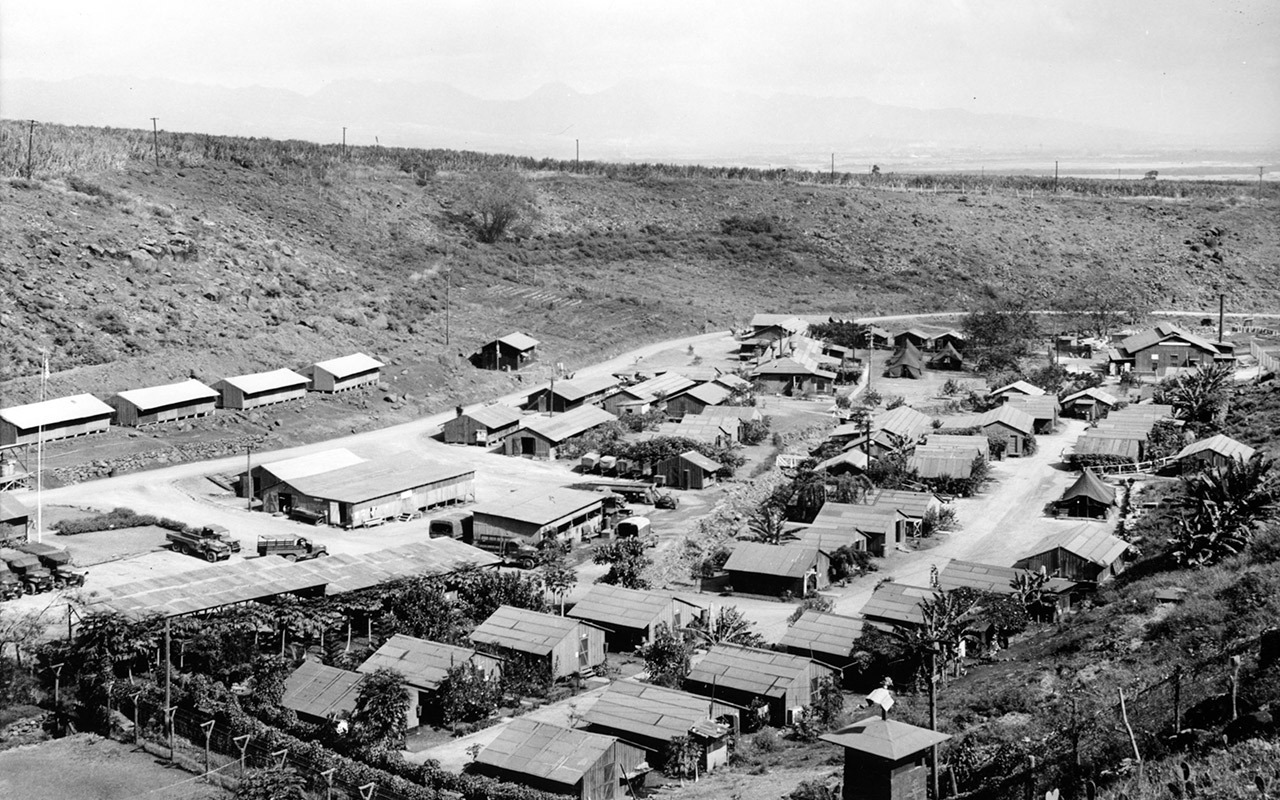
top-left (821, 705), bottom-right (950, 800)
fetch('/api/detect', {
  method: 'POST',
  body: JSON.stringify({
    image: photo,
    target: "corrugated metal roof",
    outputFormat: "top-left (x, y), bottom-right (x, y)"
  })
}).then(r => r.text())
top-left (822, 716), bottom-right (950, 760)
top-left (791, 526), bottom-right (868, 552)
top-left (281, 661), bottom-right (364, 719)
top-left (1072, 435), bottom-right (1142, 459)
top-left (113, 379), bottom-right (219, 411)
top-left (677, 450), bottom-right (722, 472)
top-left (679, 382), bottom-right (731, 407)
top-left (777, 611), bottom-right (865, 660)
top-left (991, 380), bottom-right (1046, 397)
top-left (584, 681), bottom-right (738, 745)
top-left (750, 356), bottom-right (836, 380)
top-left (258, 448), bottom-right (365, 481)
top-left (687, 644), bottom-right (828, 698)
top-left (713, 374), bottom-right (752, 391)
top-left (699, 406), bottom-right (763, 422)
top-left (471, 487), bottom-right (603, 527)
top-left (464, 404), bottom-right (523, 429)
top-left (1020, 523), bottom-right (1128, 567)
top-left (874, 406), bottom-right (934, 440)
top-left (0, 493), bottom-right (30, 522)
top-left (812, 503), bottom-right (897, 534)
top-left (909, 446), bottom-right (975, 479)
top-left (924, 435), bottom-right (988, 459)
top-left (815, 450), bottom-right (868, 474)
top-left (1061, 387), bottom-right (1120, 407)
top-left (543, 375), bottom-right (621, 403)
top-left (724, 542), bottom-right (819, 578)
top-left (1004, 395), bottom-right (1061, 419)
top-left (470, 605), bottom-right (582, 656)
top-left (749, 314), bottom-right (807, 331)
top-left (220, 368), bottom-right (309, 395)
top-left (498, 332), bottom-right (540, 351)
top-left (1109, 404), bottom-right (1174, 420)
top-left (312, 353), bottom-right (384, 379)
top-left (357, 635), bottom-right (493, 691)
top-left (284, 452), bottom-right (473, 504)
top-left (860, 582), bottom-right (935, 626)
top-left (1119, 324), bottom-right (1221, 357)
top-left (628, 372), bottom-right (698, 400)
top-left (477, 718), bottom-right (614, 785)
top-left (1060, 470), bottom-right (1117, 505)
top-left (569, 584), bottom-right (697, 631)
top-left (869, 490), bottom-right (938, 520)
top-left (973, 405), bottom-right (1035, 435)
top-left (1175, 434), bottom-right (1256, 463)
top-left (657, 417), bottom-right (736, 444)
top-left (1, 394), bottom-right (114, 430)
top-left (524, 406), bottom-right (617, 443)
top-left (935, 559), bottom-right (1021, 595)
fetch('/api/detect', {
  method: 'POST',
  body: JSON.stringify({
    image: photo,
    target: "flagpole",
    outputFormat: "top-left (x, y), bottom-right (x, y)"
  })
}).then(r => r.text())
top-left (35, 354), bottom-right (48, 544)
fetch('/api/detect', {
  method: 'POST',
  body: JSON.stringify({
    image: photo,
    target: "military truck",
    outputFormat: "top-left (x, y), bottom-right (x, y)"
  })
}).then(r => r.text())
top-left (472, 531), bottom-right (540, 569)
top-left (0, 547), bottom-right (54, 593)
top-left (199, 524), bottom-right (241, 553)
top-left (0, 565), bottom-right (22, 600)
top-left (257, 534), bottom-right (328, 562)
top-left (16, 543), bottom-right (87, 589)
top-left (615, 516), bottom-right (657, 548)
top-left (428, 510), bottom-right (474, 542)
top-left (166, 528), bottom-right (233, 562)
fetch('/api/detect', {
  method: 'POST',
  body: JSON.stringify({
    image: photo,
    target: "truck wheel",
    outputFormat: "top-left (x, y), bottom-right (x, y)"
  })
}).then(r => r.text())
top-left (283, 554), bottom-right (298, 562)
top-left (204, 550), bottom-right (217, 563)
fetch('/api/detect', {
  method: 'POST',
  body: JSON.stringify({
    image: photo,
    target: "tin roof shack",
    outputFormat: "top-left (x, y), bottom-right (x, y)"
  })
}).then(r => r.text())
top-left (892, 329), bottom-right (931, 351)
top-left (310, 353), bottom-right (383, 393)
top-left (109, 379), bottom-right (218, 427)
top-left (471, 332), bottom-right (540, 371)
top-left (860, 582), bottom-right (934, 630)
top-left (723, 542), bottom-right (829, 598)
top-left (923, 434), bottom-right (989, 461)
top-left (665, 382), bottom-right (732, 419)
top-left (216, 368), bottom-right (308, 410)
top-left (655, 450), bottom-right (722, 490)
top-left (684, 644), bottom-right (839, 727)
top-left (653, 416), bottom-right (739, 448)
top-left (245, 448), bottom-right (366, 506)
top-left (989, 380), bottom-right (1046, 401)
top-left (1004, 394), bottom-right (1061, 434)
top-left (1056, 470), bottom-right (1117, 519)
top-left (442, 404), bottom-right (523, 447)
top-left (908, 445), bottom-right (977, 482)
top-left (603, 373), bottom-right (697, 417)
top-left (1174, 434), bottom-right (1257, 471)
top-left (750, 349), bottom-right (838, 396)
top-left (504, 406), bottom-right (618, 460)
top-left (822, 715), bottom-right (951, 800)
top-left (526, 375), bottom-right (621, 414)
top-left (1, 394), bottom-right (113, 446)
top-left (475, 718), bottom-right (647, 800)
top-left (471, 487), bottom-right (605, 550)
top-left (569, 584), bottom-right (704, 651)
top-left (258, 452), bottom-right (475, 527)
top-left (936, 559), bottom-right (1074, 618)
top-left (1014, 524), bottom-right (1129, 585)
top-left (1, 493), bottom-right (31, 545)
top-left (1061, 387), bottom-right (1120, 421)
top-left (471, 605), bottom-right (606, 681)
top-left (809, 502), bottom-right (901, 556)
top-left (582, 681), bottom-right (739, 773)
top-left (280, 660), bottom-right (364, 726)
top-left (357, 634), bottom-right (501, 728)
top-left (778, 611), bottom-right (866, 676)
top-left (972, 405), bottom-right (1035, 457)
top-left (1111, 323), bottom-right (1231, 376)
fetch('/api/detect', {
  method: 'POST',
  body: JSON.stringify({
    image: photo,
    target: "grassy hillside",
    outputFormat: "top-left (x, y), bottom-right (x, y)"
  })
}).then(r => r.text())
top-left (1, 121), bottom-right (1277, 474)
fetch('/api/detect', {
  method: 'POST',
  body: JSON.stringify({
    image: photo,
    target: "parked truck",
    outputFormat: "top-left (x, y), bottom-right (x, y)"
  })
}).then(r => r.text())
top-left (16, 543), bottom-right (88, 589)
top-left (199, 524), bottom-right (241, 553)
top-left (428, 510), bottom-right (474, 542)
top-left (614, 516), bottom-right (657, 547)
top-left (0, 565), bottom-right (22, 600)
top-left (166, 528), bottom-right (233, 562)
top-left (257, 535), bottom-right (328, 562)
top-left (0, 547), bottom-right (54, 593)
top-left (472, 531), bottom-right (540, 569)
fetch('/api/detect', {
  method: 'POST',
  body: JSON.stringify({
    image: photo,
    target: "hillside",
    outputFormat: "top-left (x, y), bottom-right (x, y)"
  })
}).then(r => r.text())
top-left (1, 122), bottom-right (1277, 475)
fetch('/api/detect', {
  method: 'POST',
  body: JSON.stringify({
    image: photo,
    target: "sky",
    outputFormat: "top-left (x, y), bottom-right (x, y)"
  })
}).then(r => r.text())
top-left (3, 0), bottom-right (1278, 145)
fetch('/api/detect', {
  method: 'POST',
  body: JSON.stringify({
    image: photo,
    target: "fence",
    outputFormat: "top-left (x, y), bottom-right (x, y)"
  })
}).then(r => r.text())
top-left (1249, 339), bottom-right (1279, 375)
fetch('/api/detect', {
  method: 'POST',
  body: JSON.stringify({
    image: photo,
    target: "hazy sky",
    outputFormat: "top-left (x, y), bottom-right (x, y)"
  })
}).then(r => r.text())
top-left (3, 0), bottom-right (1278, 142)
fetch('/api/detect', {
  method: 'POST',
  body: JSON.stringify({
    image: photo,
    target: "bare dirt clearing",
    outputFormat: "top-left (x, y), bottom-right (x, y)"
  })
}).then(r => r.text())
top-left (0, 734), bottom-right (227, 800)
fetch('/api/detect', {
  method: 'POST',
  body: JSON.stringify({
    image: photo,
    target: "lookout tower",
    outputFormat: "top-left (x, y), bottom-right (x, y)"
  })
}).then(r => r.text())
top-left (821, 690), bottom-right (950, 800)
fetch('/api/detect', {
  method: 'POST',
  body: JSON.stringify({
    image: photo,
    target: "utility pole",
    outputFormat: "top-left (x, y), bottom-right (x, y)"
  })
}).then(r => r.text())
top-left (1218, 293), bottom-right (1226, 343)
top-left (1053, 160), bottom-right (1059, 193)
top-left (25, 120), bottom-right (36, 179)
top-left (830, 153), bottom-right (834, 179)
top-left (164, 617), bottom-right (173, 759)
top-left (150, 118), bottom-right (160, 169)
top-left (575, 139), bottom-right (580, 172)
top-left (927, 647), bottom-right (940, 800)
top-left (445, 264), bottom-right (452, 346)
top-left (342, 127), bottom-right (347, 160)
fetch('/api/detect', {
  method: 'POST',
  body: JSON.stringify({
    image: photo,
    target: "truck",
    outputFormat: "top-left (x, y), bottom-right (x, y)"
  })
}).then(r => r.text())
top-left (166, 528), bottom-right (233, 562)
top-left (257, 534), bottom-right (328, 562)
top-left (200, 524), bottom-right (241, 553)
top-left (614, 516), bottom-right (656, 547)
top-left (0, 547), bottom-right (54, 594)
top-left (429, 510), bottom-right (474, 542)
top-left (16, 542), bottom-right (88, 589)
top-left (0, 565), bottom-right (22, 600)
top-left (472, 531), bottom-right (540, 569)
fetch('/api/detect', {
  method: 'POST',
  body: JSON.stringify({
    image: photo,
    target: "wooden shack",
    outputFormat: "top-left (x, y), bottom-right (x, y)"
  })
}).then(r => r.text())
top-left (569, 583), bottom-right (703, 651)
top-left (109, 379), bottom-right (218, 427)
top-left (1174, 433), bottom-right (1257, 471)
top-left (972, 405), bottom-right (1035, 457)
top-left (280, 661), bottom-right (364, 726)
top-left (357, 635), bottom-right (501, 729)
top-left (525, 375), bottom-right (620, 414)
top-left (1060, 387), bottom-right (1120, 421)
top-left (475, 718), bottom-right (646, 800)
top-left (216, 369), bottom-right (308, 410)
top-left (822, 715), bottom-right (951, 800)
top-left (470, 487), bottom-right (605, 549)
top-left (684, 644), bottom-right (839, 727)
top-left (471, 605), bottom-right (606, 680)
top-left (310, 353), bottom-right (383, 393)
top-left (1013, 523), bottom-right (1129, 585)
top-left (504, 406), bottom-right (617, 460)
top-left (582, 682), bottom-right (738, 773)
top-left (0, 493), bottom-right (31, 545)
top-left (778, 611), bottom-right (866, 677)
top-left (0, 394), bottom-right (113, 446)
top-left (471, 332), bottom-right (540, 371)
top-left (664, 382), bottom-right (731, 419)
top-left (441, 404), bottom-right (522, 447)
top-left (655, 450), bottom-right (722, 490)
top-left (723, 542), bottom-right (829, 598)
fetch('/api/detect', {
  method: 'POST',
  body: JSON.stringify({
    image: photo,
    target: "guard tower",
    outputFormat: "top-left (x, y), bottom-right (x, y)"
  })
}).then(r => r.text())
top-left (821, 692), bottom-right (950, 800)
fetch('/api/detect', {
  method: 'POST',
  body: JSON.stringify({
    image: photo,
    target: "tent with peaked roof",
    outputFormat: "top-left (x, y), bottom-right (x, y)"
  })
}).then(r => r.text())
top-left (1055, 470), bottom-right (1117, 519)
top-left (927, 341), bottom-right (964, 371)
top-left (883, 344), bottom-right (923, 379)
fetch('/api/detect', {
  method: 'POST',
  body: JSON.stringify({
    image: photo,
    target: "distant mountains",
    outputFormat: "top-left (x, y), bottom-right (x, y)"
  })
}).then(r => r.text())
top-left (0, 75), bottom-right (1188, 166)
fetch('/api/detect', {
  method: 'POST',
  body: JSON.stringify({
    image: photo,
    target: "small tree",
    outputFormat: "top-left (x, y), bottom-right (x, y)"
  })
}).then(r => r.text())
top-left (593, 538), bottom-right (652, 589)
top-left (637, 623), bottom-right (691, 688)
top-left (235, 767), bottom-right (307, 800)
top-left (538, 540), bottom-right (577, 616)
top-left (788, 594), bottom-right (834, 624)
top-left (437, 661), bottom-right (500, 724)
top-left (794, 673), bottom-right (844, 739)
top-left (350, 667), bottom-right (409, 751)
top-left (747, 504), bottom-right (789, 544)
top-left (690, 606), bottom-right (765, 649)
top-left (662, 735), bottom-right (703, 779)
top-left (828, 545), bottom-right (876, 583)
top-left (462, 170), bottom-right (538, 243)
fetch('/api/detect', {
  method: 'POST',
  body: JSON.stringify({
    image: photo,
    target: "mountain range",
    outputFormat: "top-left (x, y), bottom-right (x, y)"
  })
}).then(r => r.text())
top-left (0, 75), bottom-right (1208, 167)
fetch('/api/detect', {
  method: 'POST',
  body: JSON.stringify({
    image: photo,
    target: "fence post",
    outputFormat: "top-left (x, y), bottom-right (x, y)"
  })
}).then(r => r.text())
top-left (358, 783), bottom-right (377, 800)
top-left (200, 720), bottom-right (215, 776)
top-left (129, 691), bottom-right (143, 746)
top-left (321, 768), bottom-right (336, 800)
top-left (164, 706), bottom-right (177, 761)
top-left (1172, 667), bottom-right (1182, 733)
top-left (233, 734), bottom-right (251, 775)
top-left (1024, 755), bottom-right (1037, 800)
top-left (271, 748), bottom-right (289, 769)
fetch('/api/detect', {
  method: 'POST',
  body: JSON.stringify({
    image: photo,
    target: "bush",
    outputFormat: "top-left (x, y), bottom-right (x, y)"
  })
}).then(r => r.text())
top-left (53, 507), bottom-right (187, 536)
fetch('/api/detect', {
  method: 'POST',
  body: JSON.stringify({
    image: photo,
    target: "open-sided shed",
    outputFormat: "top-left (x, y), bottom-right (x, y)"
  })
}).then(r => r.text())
top-left (109, 379), bottom-right (218, 427)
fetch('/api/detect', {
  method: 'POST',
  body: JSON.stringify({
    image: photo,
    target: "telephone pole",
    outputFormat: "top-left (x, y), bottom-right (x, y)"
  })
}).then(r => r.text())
top-left (1053, 160), bottom-right (1059, 193)
top-left (342, 127), bottom-right (347, 160)
top-left (445, 264), bottom-right (452, 346)
top-left (575, 139), bottom-right (580, 172)
top-left (830, 153), bottom-right (835, 179)
top-left (25, 120), bottom-right (36, 179)
top-left (150, 118), bottom-right (160, 169)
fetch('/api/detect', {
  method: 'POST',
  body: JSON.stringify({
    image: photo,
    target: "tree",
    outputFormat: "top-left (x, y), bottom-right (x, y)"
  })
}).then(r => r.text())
top-left (794, 673), bottom-right (844, 739)
top-left (235, 767), bottom-right (307, 800)
top-left (1172, 454), bottom-right (1279, 567)
top-left (689, 606), bottom-right (765, 649)
top-left (381, 576), bottom-right (466, 644)
top-left (828, 545), bottom-right (876, 583)
top-left (1052, 281), bottom-right (1147, 339)
top-left (462, 170), bottom-right (538, 242)
top-left (747, 504), bottom-right (789, 544)
top-left (593, 538), bottom-right (652, 589)
top-left (637, 623), bottom-right (691, 688)
top-left (662, 735), bottom-right (703, 779)
top-left (962, 299), bottom-right (1040, 374)
top-left (350, 667), bottom-right (409, 750)
top-left (829, 472), bottom-right (873, 504)
top-left (437, 661), bottom-right (500, 724)
top-left (740, 417), bottom-right (772, 445)
top-left (808, 320), bottom-right (869, 351)
top-left (788, 594), bottom-right (834, 624)
top-left (455, 569), bottom-right (548, 624)
top-left (538, 540), bottom-right (577, 616)
top-left (1154, 364), bottom-right (1234, 433)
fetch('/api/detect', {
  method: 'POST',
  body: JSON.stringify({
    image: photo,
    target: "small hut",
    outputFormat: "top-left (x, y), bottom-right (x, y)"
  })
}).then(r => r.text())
top-left (1055, 470), bottom-right (1116, 519)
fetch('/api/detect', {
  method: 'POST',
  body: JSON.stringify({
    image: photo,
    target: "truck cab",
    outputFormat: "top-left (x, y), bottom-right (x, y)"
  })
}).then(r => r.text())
top-left (200, 525), bottom-right (241, 553)
top-left (16, 543), bottom-right (85, 589)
